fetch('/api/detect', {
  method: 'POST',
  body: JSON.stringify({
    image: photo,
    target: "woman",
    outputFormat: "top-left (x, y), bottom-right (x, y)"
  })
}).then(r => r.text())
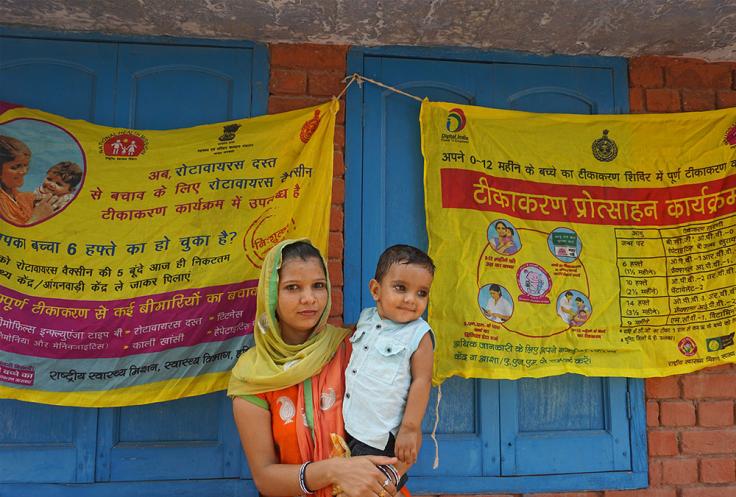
top-left (0, 135), bottom-right (54, 225)
top-left (490, 221), bottom-right (518, 255)
top-left (229, 239), bottom-right (398, 497)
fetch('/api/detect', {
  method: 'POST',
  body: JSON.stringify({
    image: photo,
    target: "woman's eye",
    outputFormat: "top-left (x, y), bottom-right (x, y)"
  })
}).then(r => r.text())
top-left (314, 282), bottom-right (326, 289)
top-left (284, 284), bottom-right (299, 291)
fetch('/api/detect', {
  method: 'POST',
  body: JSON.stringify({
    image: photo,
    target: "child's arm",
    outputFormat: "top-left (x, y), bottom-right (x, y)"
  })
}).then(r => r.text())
top-left (395, 332), bottom-right (434, 471)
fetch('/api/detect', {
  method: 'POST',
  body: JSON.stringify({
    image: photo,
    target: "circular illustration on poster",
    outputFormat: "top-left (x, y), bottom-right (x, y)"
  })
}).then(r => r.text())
top-left (547, 227), bottom-right (582, 263)
top-left (487, 218), bottom-right (521, 256)
top-left (0, 118), bottom-right (86, 227)
top-left (478, 283), bottom-right (514, 323)
top-left (555, 290), bottom-right (592, 327)
top-left (476, 220), bottom-right (591, 338)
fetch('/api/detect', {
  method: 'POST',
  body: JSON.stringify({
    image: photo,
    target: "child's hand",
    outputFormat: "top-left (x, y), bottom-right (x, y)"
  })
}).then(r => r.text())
top-left (395, 426), bottom-right (420, 466)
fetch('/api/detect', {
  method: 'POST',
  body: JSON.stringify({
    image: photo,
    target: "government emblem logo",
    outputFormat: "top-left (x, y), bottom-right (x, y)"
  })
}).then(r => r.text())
top-left (300, 109), bottom-right (321, 143)
top-left (100, 131), bottom-right (147, 158)
top-left (724, 122), bottom-right (736, 147)
top-left (591, 129), bottom-right (618, 162)
top-left (446, 108), bottom-right (467, 132)
top-left (677, 336), bottom-right (697, 357)
top-left (706, 332), bottom-right (734, 352)
top-left (219, 123), bottom-right (241, 142)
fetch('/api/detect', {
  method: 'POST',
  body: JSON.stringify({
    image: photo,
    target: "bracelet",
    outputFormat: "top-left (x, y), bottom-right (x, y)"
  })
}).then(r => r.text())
top-left (298, 460), bottom-right (313, 494)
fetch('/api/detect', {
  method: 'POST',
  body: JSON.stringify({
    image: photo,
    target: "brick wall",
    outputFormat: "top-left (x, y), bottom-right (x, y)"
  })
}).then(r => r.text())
top-left (266, 47), bottom-right (736, 497)
top-left (268, 43), bottom-right (348, 323)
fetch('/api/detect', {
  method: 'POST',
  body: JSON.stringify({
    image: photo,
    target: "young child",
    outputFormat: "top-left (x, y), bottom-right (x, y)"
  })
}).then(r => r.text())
top-left (33, 161), bottom-right (82, 212)
top-left (342, 244), bottom-right (435, 491)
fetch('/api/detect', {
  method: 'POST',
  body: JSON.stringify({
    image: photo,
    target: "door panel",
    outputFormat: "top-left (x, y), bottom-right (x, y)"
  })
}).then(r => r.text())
top-left (0, 34), bottom-right (263, 489)
top-left (0, 37), bottom-right (116, 124)
top-left (347, 50), bottom-right (635, 485)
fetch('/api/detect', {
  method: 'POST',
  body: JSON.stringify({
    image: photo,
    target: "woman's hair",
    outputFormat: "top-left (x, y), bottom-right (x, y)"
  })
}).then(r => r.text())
top-left (495, 221), bottom-right (514, 235)
top-left (0, 135), bottom-right (31, 170)
top-left (281, 241), bottom-right (326, 274)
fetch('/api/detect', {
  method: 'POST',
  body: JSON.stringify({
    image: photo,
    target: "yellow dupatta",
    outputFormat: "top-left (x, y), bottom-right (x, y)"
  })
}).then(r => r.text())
top-left (227, 239), bottom-right (349, 396)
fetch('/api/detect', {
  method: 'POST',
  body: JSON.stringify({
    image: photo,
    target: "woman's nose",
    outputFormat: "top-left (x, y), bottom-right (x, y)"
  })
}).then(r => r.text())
top-left (301, 291), bottom-right (316, 303)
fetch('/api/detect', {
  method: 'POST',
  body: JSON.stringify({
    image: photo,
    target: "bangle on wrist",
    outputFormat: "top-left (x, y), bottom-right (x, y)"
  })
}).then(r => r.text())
top-left (299, 460), bottom-right (313, 494)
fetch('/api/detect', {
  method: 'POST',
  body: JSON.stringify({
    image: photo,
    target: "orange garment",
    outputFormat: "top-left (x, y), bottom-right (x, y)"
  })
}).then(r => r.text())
top-left (0, 190), bottom-right (33, 225)
top-left (255, 337), bottom-right (351, 496)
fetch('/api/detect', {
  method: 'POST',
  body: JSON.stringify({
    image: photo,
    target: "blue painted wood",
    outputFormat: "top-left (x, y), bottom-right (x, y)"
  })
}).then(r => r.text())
top-left (0, 31), bottom-right (268, 493)
top-left (345, 46), bottom-right (646, 492)
top-left (0, 479), bottom-right (258, 497)
top-left (0, 36), bottom-right (116, 124)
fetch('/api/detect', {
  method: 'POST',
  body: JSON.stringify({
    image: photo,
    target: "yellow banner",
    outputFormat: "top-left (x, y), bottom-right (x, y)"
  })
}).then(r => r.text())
top-left (422, 100), bottom-right (736, 383)
top-left (0, 100), bottom-right (336, 406)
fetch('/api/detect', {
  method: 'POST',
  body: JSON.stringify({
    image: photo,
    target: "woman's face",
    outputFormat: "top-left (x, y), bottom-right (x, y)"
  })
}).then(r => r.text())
top-left (276, 256), bottom-right (328, 345)
top-left (496, 223), bottom-right (508, 237)
top-left (1, 154), bottom-right (30, 190)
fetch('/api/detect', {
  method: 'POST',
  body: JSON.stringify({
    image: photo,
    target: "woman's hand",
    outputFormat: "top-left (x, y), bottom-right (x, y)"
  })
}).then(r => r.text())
top-left (27, 196), bottom-right (54, 223)
top-left (330, 455), bottom-right (398, 497)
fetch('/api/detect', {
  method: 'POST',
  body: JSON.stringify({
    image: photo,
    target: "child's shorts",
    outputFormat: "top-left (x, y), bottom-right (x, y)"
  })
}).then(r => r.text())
top-left (346, 431), bottom-right (409, 490)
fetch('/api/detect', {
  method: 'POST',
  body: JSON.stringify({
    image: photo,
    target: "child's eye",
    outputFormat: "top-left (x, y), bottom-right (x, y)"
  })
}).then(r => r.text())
top-left (393, 284), bottom-right (406, 292)
top-left (417, 290), bottom-right (428, 298)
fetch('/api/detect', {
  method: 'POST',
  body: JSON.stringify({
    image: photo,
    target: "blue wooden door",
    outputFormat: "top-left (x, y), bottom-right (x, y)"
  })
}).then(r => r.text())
top-left (0, 32), bottom-right (266, 496)
top-left (346, 49), bottom-right (646, 494)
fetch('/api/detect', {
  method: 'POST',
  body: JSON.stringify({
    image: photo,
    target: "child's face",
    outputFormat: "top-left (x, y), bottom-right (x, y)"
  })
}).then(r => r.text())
top-left (276, 257), bottom-right (328, 344)
top-left (41, 173), bottom-right (72, 196)
top-left (369, 262), bottom-right (433, 323)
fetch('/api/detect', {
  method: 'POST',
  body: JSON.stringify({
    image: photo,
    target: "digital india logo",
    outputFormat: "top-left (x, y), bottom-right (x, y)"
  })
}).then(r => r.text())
top-left (446, 108), bottom-right (467, 132)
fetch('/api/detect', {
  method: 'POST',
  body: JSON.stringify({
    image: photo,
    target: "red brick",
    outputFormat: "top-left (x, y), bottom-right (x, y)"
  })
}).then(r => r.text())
top-left (629, 87), bottom-right (645, 112)
top-left (646, 89), bottom-right (681, 112)
top-left (683, 374), bottom-right (736, 399)
top-left (327, 259), bottom-right (343, 287)
top-left (661, 457), bottom-right (698, 484)
top-left (328, 287), bottom-right (343, 318)
top-left (333, 150), bottom-right (345, 177)
top-left (271, 44), bottom-right (348, 70)
top-left (329, 205), bottom-right (343, 231)
top-left (604, 488), bottom-right (676, 497)
top-left (698, 400), bottom-right (734, 427)
top-left (717, 90), bottom-right (736, 108)
top-left (308, 70), bottom-right (345, 97)
top-left (647, 400), bottom-right (660, 427)
top-left (681, 487), bottom-right (736, 497)
top-left (646, 376), bottom-right (681, 399)
top-left (682, 89), bottom-right (716, 111)
top-left (328, 231), bottom-right (343, 259)
top-left (334, 125), bottom-right (345, 148)
top-left (702, 364), bottom-right (734, 373)
top-left (335, 98), bottom-right (346, 125)
top-left (268, 95), bottom-right (325, 114)
top-left (666, 62), bottom-right (733, 89)
top-left (629, 57), bottom-right (665, 88)
top-left (270, 68), bottom-right (306, 95)
top-left (648, 430), bottom-right (679, 456)
top-left (681, 430), bottom-right (736, 455)
top-left (700, 457), bottom-right (736, 483)
top-left (331, 177), bottom-right (345, 204)
top-left (649, 459), bottom-right (663, 486)
top-left (526, 493), bottom-right (602, 497)
top-left (660, 400), bottom-right (696, 426)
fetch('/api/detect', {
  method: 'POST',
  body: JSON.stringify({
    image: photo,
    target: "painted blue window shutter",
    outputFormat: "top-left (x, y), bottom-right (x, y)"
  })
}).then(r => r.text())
top-left (0, 32), bottom-right (267, 496)
top-left (345, 48), bottom-right (647, 494)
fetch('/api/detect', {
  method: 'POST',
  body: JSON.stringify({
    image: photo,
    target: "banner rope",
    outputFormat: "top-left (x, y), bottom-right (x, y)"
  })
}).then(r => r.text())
top-left (337, 73), bottom-right (424, 102)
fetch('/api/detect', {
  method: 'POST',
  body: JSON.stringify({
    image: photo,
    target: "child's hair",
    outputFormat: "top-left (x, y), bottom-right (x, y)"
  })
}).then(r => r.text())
top-left (0, 135), bottom-right (31, 167)
top-left (374, 244), bottom-right (435, 282)
top-left (47, 161), bottom-right (83, 191)
top-left (281, 240), bottom-right (326, 274)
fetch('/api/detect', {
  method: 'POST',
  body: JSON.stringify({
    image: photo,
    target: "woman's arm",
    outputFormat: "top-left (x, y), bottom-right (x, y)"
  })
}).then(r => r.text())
top-left (233, 397), bottom-right (396, 497)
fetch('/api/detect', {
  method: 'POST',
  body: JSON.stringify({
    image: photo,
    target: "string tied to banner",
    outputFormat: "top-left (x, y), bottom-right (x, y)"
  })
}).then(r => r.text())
top-left (337, 73), bottom-right (424, 102)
